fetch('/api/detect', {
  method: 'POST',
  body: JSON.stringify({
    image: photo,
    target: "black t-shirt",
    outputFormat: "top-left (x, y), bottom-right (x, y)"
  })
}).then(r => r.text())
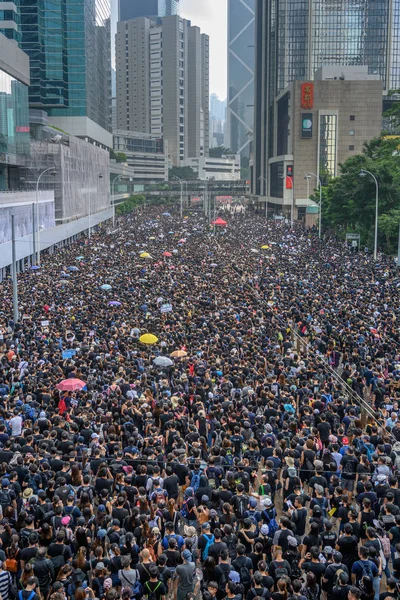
top-left (21, 547), bottom-right (38, 563)
top-left (341, 456), bottom-right (358, 480)
top-left (163, 475), bottom-right (179, 499)
top-left (317, 422), bottom-right (331, 441)
top-left (331, 584), bottom-right (351, 600)
top-left (336, 535), bottom-right (358, 568)
top-left (302, 561), bottom-right (326, 585)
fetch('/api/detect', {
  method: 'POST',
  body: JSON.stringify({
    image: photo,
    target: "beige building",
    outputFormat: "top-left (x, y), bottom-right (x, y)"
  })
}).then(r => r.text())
top-left (253, 66), bottom-right (383, 219)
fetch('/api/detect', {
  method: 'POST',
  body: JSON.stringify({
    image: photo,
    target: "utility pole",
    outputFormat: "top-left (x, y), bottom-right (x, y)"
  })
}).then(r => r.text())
top-left (11, 215), bottom-right (19, 323)
top-left (32, 203), bottom-right (36, 261)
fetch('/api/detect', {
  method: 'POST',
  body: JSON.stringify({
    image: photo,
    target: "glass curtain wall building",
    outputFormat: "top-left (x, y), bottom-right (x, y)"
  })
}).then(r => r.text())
top-left (0, 1), bottom-right (21, 41)
top-left (253, 0), bottom-right (400, 195)
top-left (226, 0), bottom-right (255, 161)
top-left (119, 0), bottom-right (179, 21)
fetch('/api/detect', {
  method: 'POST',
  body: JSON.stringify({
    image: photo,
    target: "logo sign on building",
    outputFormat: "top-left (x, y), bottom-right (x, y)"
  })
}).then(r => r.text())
top-left (301, 113), bottom-right (313, 139)
top-left (301, 82), bottom-right (314, 108)
top-left (16, 126), bottom-right (30, 133)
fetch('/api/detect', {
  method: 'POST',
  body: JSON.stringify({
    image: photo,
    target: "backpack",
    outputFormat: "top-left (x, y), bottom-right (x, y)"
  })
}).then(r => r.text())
top-left (0, 489), bottom-right (11, 510)
top-left (238, 562), bottom-right (252, 587)
top-left (356, 560), bottom-right (373, 580)
top-left (333, 568), bottom-right (345, 587)
top-left (235, 496), bottom-right (248, 519)
top-left (201, 533), bottom-right (215, 561)
top-left (181, 499), bottom-right (190, 519)
top-left (287, 467), bottom-right (297, 478)
top-left (262, 508), bottom-right (278, 536)
top-left (19, 593), bottom-right (35, 600)
top-left (378, 533), bottom-right (391, 559)
top-left (218, 567), bottom-right (232, 594)
top-left (273, 563), bottom-right (289, 580)
top-left (153, 488), bottom-right (166, 504)
top-left (144, 581), bottom-right (161, 600)
top-left (314, 497), bottom-right (328, 519)
top-left (214, 430), bottom-right (223, 447)
top-left (190, 472), bottom-right (201, 492)
top-left (225, 534), bottom-right (237, 561)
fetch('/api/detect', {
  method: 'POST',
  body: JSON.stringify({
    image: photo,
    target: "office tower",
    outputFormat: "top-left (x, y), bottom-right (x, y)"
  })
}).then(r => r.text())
top-left (116, 15), bottom-right (209, 165)
top-left (210, 94), bottom-right (226, 122)
top-left (253, 0), bottom-right (400, 196)
top-left (0, 1), bottom-right (21, 42)
top-left (210, 94), bottom-right (226, 148)
top-left (119, 0), bottom-right (179, 21)
top-left (226, 0), bottom-right (255, 160)
top-left (1, 0), bottom-right (112, 147)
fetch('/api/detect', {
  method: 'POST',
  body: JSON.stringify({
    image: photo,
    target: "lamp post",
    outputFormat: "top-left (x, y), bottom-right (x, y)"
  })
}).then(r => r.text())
top-left (111, 174), bottom-right (125, 228)
top-left (173, 176), bottom-right (184, 219)
top-left (36, 167), bottom-right (56, 266)
top-left (359, 169), bottom-right (379, 260)
top-left (307, 172), bottom-right (322, 238)
top-left (259, 176), bottom-right (268, 218)
top-left (88, 173), bottom-right (103, 239)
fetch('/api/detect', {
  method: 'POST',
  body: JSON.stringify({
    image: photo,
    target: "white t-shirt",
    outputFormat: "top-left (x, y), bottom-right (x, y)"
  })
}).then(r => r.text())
top-left (9, 415), bottom-right (22, 436)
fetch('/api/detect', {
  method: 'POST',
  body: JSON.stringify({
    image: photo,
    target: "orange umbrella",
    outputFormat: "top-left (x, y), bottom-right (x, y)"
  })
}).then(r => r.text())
top-left (170, 350), bottom-right (187, 358)
top-left (163, 251), bottom-right (172, 257)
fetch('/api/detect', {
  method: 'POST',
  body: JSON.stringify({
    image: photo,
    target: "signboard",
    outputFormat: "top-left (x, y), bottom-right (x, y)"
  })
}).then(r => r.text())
top-left (16, 126), bottom-right (30, 133)
top-left (301, 113), bottom-right (313, 139)
top-left (41, 320), bottom-right (49, 327)
top-left (301, 82), bottom-right (314, 108)
top-left (62, 349), bottom-right (77, 360)
top-left (286, 176), bottom-right (293, 189)
top-left (161, 303), bottom-right (173, 313)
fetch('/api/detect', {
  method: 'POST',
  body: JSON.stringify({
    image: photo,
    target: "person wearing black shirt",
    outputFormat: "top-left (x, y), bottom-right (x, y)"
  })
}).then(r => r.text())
top-left (317, 415), bottom-right (331, 446)
top-left (336, 524), bottom-right (359, 570)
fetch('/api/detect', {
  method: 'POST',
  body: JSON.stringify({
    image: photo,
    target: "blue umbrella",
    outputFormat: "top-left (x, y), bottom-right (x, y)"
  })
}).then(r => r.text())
top-left (140, 304), bottom-right (148, 312)
top-left (68, 266), bottom-right (79, 272)
top-left (76, 256), bottom-right (84, 261)
top-left (163, 212), bottom-right (171, 217)
top-left (108, 301), bottom-right (122, 306)
top-left (168, 231), bottom-right (174, 234)
top-left (60, 272), bottom-right (71, 278)
top-left (101, 284), bottom-right (112, 290)
top-left (31, 265), bottom-right (40, 270)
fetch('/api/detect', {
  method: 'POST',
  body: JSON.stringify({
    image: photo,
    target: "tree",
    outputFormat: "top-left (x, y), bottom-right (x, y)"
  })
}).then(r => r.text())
top-left (321, 136), bottom-right (400, 253)
top-left (168, 166), bottom-right (198, 181)
top-left (109, 149), bottom-right (127, 163)
top-left (209, 146), bottom-right (232, 158)
top-left (383, 89), bottom-right (400, 131)
top-left (116, 194), bottom-right (145, 215)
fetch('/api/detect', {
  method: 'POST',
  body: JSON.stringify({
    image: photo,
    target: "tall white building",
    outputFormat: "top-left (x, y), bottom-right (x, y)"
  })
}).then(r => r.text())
top-left (116, 15), bottom-right (209, 166)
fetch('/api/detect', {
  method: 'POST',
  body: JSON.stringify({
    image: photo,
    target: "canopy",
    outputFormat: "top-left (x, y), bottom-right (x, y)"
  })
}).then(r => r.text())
top-left (100, 284), bottom-right (112, 290)
top-left (56, 378), bottom-right (86, 392)
top-left (170, 350), bottom-right (187, 358)
top-left (108, 301), bottom-right (121, 306)
top-left (212, 217), bottom-right (227, 227)
top-left (140, 252), bottom-right (152, 259)
top-left (153, 356), bottom-right (174, 367)
top-left (140, 333), bottom-right (159, 345)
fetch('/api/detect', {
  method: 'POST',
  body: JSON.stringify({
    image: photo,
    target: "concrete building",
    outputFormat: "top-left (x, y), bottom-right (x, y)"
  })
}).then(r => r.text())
top-left (116, 15), bottom-right (209, 166)
top-left (226, 0), bottom-right (255, 161)
top-left (0, 0), bottom-right (112, 148)
top-left (182, 155), bottom-right (241, 181)
top-left (258, 67), bottom-right (382, 218)
top-left (119, 0), bottom-right (179, 21)
top-left (252, 0), bottom-right (400, 197)
top-left (0, 32), bottom-right (30, 190)
top-left (113, 130), bottom-right (168, 182)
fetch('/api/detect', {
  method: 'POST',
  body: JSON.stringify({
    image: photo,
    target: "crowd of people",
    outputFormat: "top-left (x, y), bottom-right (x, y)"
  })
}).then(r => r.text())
top-left (0, 207), bottom-right (399, 600)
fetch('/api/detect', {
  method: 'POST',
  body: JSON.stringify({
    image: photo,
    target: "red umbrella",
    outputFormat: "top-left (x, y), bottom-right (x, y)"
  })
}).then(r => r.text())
top-left (56, 378), bottom-right (86, 392)
top-left (163, 251), bottom-right (172, 257)
top-left (212, 217), bottom-right (227, 227)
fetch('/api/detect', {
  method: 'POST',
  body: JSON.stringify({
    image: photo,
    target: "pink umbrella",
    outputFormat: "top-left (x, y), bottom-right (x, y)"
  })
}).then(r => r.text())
top-left (56, 378), bottom-right (86, 392)
top-left (178, 239), bottom-right (186, 243)
top-left (163, 251), bottom-right (172, 257)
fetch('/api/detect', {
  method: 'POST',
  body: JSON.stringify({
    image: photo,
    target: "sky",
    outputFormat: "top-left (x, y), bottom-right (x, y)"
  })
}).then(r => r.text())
top-left (111, 0), bottom-right (228, 101)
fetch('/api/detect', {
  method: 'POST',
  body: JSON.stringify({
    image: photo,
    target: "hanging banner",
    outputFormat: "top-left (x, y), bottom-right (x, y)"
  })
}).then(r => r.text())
top-left (301, 82), bottom-right (314, 109)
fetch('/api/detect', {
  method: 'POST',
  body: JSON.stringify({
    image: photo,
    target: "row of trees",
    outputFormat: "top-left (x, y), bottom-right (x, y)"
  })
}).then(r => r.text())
top-left (316, 136), bottom-right (400, 254)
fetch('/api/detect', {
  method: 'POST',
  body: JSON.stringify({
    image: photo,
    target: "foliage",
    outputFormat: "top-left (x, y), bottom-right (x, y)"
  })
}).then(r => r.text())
top-left (168, 166), bottom-right (198, 181)
top-left (383, 89), bottom-right (400, 131)
top-left (209, 146), bottom-right (232, 158)
top-left (116, 194), bottom-right (145, 215)
top-left (109, 149), bottom-right (127, 163)
top-left (320, 137), bottom-right (400, 253)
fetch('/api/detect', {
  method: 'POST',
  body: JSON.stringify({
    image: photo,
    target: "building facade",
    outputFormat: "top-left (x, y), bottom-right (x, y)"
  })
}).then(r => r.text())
top-left (119, 0), bottom-right (179, 20)
top-left (262, 67), bottom-right (382, 217)
top-left (226, 0), bottom-right (255, 161)
top-left (0, 1), bottom-right (20, 42)
top-left (116, 15), bottom-right (209, 166)
top-left (0, 0), bottom-right (112, 147)
top-left (252, 0), bottom-right (400, 196)
top-left (0, 32), bottom-right (30, 190)
top-left (113, 130), bottom-right (168, 182)
top-left (181, 155), bottom-right (241, 181)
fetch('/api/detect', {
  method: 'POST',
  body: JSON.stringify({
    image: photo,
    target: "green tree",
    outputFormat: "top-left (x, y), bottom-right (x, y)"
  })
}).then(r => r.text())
top-left (109, 149), bottom-right (127, 163)
top-left (116, 194), bottom-right (145, 215)
top-left (209, 146), bottom-right (232, 158)
top-left (168, 166), bottom-right (198, 181)
top-left (321, 136), bottom-right (400, 253)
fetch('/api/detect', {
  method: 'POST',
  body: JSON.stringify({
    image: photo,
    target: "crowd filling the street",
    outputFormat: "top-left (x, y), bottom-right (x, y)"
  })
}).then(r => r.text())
top-left (0, 208), bottom-right (400, 600)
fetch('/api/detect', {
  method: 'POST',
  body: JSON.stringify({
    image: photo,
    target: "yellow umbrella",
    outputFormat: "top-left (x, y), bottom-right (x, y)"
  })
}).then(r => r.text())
top-left (261, 245), bottom-right (270, 249)
top-left (149, 236), bottom-right (156, 240)
top-left (170, 350), bottom-right (187, 358)
top-left (139, 333), bottom-right (159, 344)
top-left (140, 252), bottom-right (152, 258)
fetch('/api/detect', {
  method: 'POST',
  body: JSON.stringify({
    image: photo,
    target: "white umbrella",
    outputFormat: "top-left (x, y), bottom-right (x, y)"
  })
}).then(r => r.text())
top-left (153, 356), bottom-right (174, 367)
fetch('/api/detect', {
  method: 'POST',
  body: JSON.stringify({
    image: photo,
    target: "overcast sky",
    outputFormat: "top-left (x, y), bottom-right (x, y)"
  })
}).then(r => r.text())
top-left (111, 0), bottom-right (228, 100)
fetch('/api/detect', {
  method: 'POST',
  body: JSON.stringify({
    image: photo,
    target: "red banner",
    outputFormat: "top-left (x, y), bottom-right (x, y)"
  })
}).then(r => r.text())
top-left (301, 82), bottom-right (314, 109)
top-left (286, 176), bottom-right (293, 189)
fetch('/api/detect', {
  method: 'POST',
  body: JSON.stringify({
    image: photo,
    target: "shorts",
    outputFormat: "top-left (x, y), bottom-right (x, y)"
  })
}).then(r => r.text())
top-left (341, 478), bottom-right (355, 492)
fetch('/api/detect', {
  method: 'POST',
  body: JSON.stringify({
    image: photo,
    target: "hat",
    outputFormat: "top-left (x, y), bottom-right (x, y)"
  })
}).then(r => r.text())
top-left (287, 536), bottom-right (298, 547)
top-left (103, 578), bottom-right (112, 590)
top-left (209, 509), bottom-right (218, 518)
top-left (342, 437), bottom-right (349, 445)
top-left (152, 527), bottom-right (160, 534)
top-left (98, 504), bottom-right (106, 512)
top-left (184, 525), bottom-right (197, 537)
top-left (23, 488), bottom-right (33, 500)
top-left (72, 569), bottom-right (86, 583)
top-left (61, 516), bottom-right (71, 526)
top-left (123, 465), bottom-right (133, 474)
top-left (333, 551), bottom-right (343, 561)
top-left (201, 522), bottom-right (211, 530)
top-left (97, 529), bottom-right (107, 539)
top-left (182, 550), bottom-right (192, 561)
top-left (325, 546), bottom-right (333, 555)
top-left (91, 433), bottom-right (99, 439)
top-left (1, 479), bottom-right (9, 488)
top-left (314, 484), bottom-right (324, 494)
top-left (377, 474), bottom-right (387, 482)
top-left (229, 571), bottom-right (241, 584)
top-left (201, 495), bottom-right (210, 503)
top-left (261, 497), bottom-right (272, 507)
top-left (96, 562), bottom-right (105, 570)
top-left (249, 497), bottom-right (257, 508)
top-left (260, 524), bottom-right (269, 536)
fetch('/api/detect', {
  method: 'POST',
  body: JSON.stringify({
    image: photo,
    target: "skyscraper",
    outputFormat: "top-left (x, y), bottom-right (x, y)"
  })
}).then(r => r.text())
top-left (0, 0), bottom-right (112, 147)
top-left (252, 0), bottom-right (400, 196)
top-left (226, 0), bottom-right (255, 160)
top-left (116, 14), bottom-right (209, 165)
top-left (119, 0), bottom-right (179, 21)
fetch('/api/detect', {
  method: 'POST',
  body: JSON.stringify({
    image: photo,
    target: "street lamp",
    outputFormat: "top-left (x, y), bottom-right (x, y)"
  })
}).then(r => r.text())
top-left (173, 176), bottom-right (184, 219)
top-left (307, 172), bottom-right (322, 238)
top-left (259, 176), bottom-right (268, 218)
top-left (36, 167), bottom-right (56, 266)
top-left (88, 173), bottom-right (103, 239)
top-left (111, 174), bottom-right (126, 228)
top-left (359, 169), bottom-right (379, 260)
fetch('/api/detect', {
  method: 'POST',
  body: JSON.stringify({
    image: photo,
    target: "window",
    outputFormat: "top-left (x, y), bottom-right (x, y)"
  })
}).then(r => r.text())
top-left (349, 130), bottom-right (355, 136)
top-left (319, 114), bottom-right (337, 184)
top-left (349, 145), bottom-right (355, 150)
top-left (350, 115), bottom-right (355, 121)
